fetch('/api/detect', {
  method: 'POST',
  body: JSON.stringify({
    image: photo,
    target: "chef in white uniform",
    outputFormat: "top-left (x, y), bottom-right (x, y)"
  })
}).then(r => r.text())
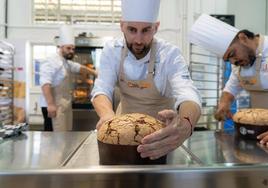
top-left (189, 14), bottom-right (268, 146)
top-left (40, 25), bottom-right (96, 131)
top-left (91, 0), bottom-right (201, 160)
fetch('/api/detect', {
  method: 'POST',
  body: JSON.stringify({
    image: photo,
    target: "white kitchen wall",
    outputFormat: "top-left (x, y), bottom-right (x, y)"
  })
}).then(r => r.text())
top-left (7, 0), bottom-right (122, 43)
top-left (266, 1), bottom-right (268, 34)
top-left (3, 0), bottom-right (268, 46)
top-left (6, 0), bottom-right (181, 45)
top-left (0, 0), bottom-right (6, 39)
top-left (195, 0), bottom-right (228, 15)
top-left (227, 0), bottom-right (267, 34)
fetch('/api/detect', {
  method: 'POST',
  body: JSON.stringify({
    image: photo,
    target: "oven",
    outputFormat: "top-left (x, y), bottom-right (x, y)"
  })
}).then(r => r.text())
top-left (71, 35), bottom-right (105, 131)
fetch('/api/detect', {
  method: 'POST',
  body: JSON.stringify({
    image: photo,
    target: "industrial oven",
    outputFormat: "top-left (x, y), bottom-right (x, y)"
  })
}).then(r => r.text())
top-left (71, 34), bottom-right (105, 131)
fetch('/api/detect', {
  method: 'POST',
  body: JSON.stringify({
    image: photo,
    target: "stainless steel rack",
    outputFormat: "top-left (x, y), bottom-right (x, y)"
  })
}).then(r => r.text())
top-left (0, 41), bottom-right (15, 125)
top-left (189, 44), bottom-right (224, 130)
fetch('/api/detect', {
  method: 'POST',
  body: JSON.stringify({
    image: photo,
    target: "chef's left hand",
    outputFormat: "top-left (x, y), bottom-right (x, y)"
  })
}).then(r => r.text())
top-left (137, 109), bottom-right (192, 160)
top-left (96, 111), bottom-right (115, 130)
top-left (257, 131), bottom-right (268, 147)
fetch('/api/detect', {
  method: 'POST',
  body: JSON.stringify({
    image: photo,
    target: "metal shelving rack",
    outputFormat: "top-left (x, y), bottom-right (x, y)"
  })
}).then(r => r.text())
top-left (0, 41), bottom-right (15, 126)
top-left (189, 44), bottom-right (224, 130)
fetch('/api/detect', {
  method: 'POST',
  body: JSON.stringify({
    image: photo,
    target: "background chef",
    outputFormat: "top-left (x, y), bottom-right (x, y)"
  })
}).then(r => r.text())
top-left (40, 25), bottom-right (97, 131)
top-left (189, 14), bottom-right (268, 146)
top-left (91, 0), bottom-right (201, 160)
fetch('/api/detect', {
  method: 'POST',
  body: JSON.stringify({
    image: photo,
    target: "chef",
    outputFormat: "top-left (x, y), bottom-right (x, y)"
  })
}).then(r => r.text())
top-left (189, 14), bottom-right (268, 146)
top-left (91, 0), bottom-right (201, 159)
top-left (40, 25), bottom-right (96, 131)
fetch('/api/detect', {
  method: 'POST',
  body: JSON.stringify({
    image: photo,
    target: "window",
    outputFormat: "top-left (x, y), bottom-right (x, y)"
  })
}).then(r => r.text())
top-left (33, 0), bottom-right (121, 24)
top-left (32, 44), bottom-right (57, 86)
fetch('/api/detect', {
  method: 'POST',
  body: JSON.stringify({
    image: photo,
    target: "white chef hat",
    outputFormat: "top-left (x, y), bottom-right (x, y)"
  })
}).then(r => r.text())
top-left (121, 0), bottom-right (160, 23)
top-left (189, 14), bottom-right (239, 57)
top-left (58, 25), bottom-right (75, 46)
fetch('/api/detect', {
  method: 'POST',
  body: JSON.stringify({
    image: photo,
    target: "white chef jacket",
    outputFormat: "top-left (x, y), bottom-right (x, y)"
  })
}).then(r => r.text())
top-left (224, 36), bottom-right (268, 97)
top-left (39, 53), bottom-right (81, 107)
top-left (91, 37), bottom-right (202, 110)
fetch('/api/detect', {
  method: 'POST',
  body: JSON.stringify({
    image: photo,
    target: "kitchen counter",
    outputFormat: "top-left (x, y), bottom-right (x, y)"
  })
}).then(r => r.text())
top-left (0, 131), bottom-right (89, 169)
top-left (65, 130), bottom-right (268, 167)
top-left (0, 130), bottom-right (268, 188)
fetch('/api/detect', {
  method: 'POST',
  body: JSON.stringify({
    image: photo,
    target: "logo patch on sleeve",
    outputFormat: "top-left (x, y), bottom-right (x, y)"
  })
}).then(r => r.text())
top-left (181, 75), bottom-right (190, 79)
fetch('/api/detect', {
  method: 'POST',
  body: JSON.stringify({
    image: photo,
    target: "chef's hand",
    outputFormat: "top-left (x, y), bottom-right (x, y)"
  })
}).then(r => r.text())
top-left (87, 67), bottom-right (97, 77)
top-left (257, 131), bottom-right (268, 147)
top-left (96, 113), bottom-right (115, 130)
top-left (47, 103), bottom-right (57, 118)
top-left (214, 102), bottom-right (233, 121)
top-left (137, 110), bottom-right (192, 160)
top-left (80, 65), bottom-right (98, 77)
top-left (215, 92), bottom-right (234, 121)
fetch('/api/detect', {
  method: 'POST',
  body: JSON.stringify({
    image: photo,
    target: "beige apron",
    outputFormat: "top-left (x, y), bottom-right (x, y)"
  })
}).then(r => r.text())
top-left (238, 35), bottom-right (268, 108)
top-left (117, 39), bottom-right (174, 118)
top-left (51, 60), bottom-right (73, 131)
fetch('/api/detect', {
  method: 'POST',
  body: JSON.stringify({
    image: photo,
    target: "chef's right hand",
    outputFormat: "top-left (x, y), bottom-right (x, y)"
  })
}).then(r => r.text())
top-left (96, 113), bottom-right (115, 130)
top-left (214, 102), bottom-right (232, 121)
top-left (47, 103), bottom-right (57, 118)
top-left (137, 110), bottom-right (192, 160)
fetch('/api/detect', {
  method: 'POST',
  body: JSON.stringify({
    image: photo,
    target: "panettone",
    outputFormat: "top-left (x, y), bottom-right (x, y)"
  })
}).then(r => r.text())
top-left (233, 108), bottom-right (268, 125)
top-left (233, 108), bottom-right (268, 139)
top-left (97, 113), bottom-right (165, 145)
top-left (97, 113), bottom-right (167, 165)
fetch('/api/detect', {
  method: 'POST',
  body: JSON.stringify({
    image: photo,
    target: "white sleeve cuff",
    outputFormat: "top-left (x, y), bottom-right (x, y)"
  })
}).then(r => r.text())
top-left (223, 87), bottom-right (239, 99)
top-left (91, 91), bottom-right (113, 103)
top-left (174, 97), bottom-right (202, 111)
top-left (40, 78), bottom-right (52, 87)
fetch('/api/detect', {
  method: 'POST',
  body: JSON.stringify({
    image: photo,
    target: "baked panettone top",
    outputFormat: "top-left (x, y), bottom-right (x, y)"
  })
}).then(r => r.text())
top-left (97, 113), bottom-right (165, 145)
top-left (233, 108), bottom-right (268, 126)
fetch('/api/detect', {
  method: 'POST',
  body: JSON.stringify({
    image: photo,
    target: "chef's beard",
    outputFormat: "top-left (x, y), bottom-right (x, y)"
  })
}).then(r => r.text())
top-left (63, 53), bottom-right (74, 60)
top-left (241, 44), bottom-right (256, 67)
top-left (126, 41), bottom-right (151, 58)
top-left (248, 53), bottom-right (256, 67)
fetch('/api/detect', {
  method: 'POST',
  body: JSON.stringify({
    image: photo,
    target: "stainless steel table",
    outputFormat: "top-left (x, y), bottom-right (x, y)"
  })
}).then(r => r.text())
top-left (187, 130), bottom-right (268, 164)
top-left (0, 131), bottom-right (89, 169)
top-left (0, 130), bottom-right (268, 188)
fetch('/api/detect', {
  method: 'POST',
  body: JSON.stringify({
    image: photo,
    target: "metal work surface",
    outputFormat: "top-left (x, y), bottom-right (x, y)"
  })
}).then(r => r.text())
top-left (1, 130), bottom-right (268, 188)
top-left (66, 130), bottom-right (268, 167)
top-left (187, 130), bottom-right (268, 164)
top-left (0, 131), bottom-right (89, 169)
top-left (1, 164), bottom-right (268, 188)
top-left (65, 130), bottom-right (201, 167)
